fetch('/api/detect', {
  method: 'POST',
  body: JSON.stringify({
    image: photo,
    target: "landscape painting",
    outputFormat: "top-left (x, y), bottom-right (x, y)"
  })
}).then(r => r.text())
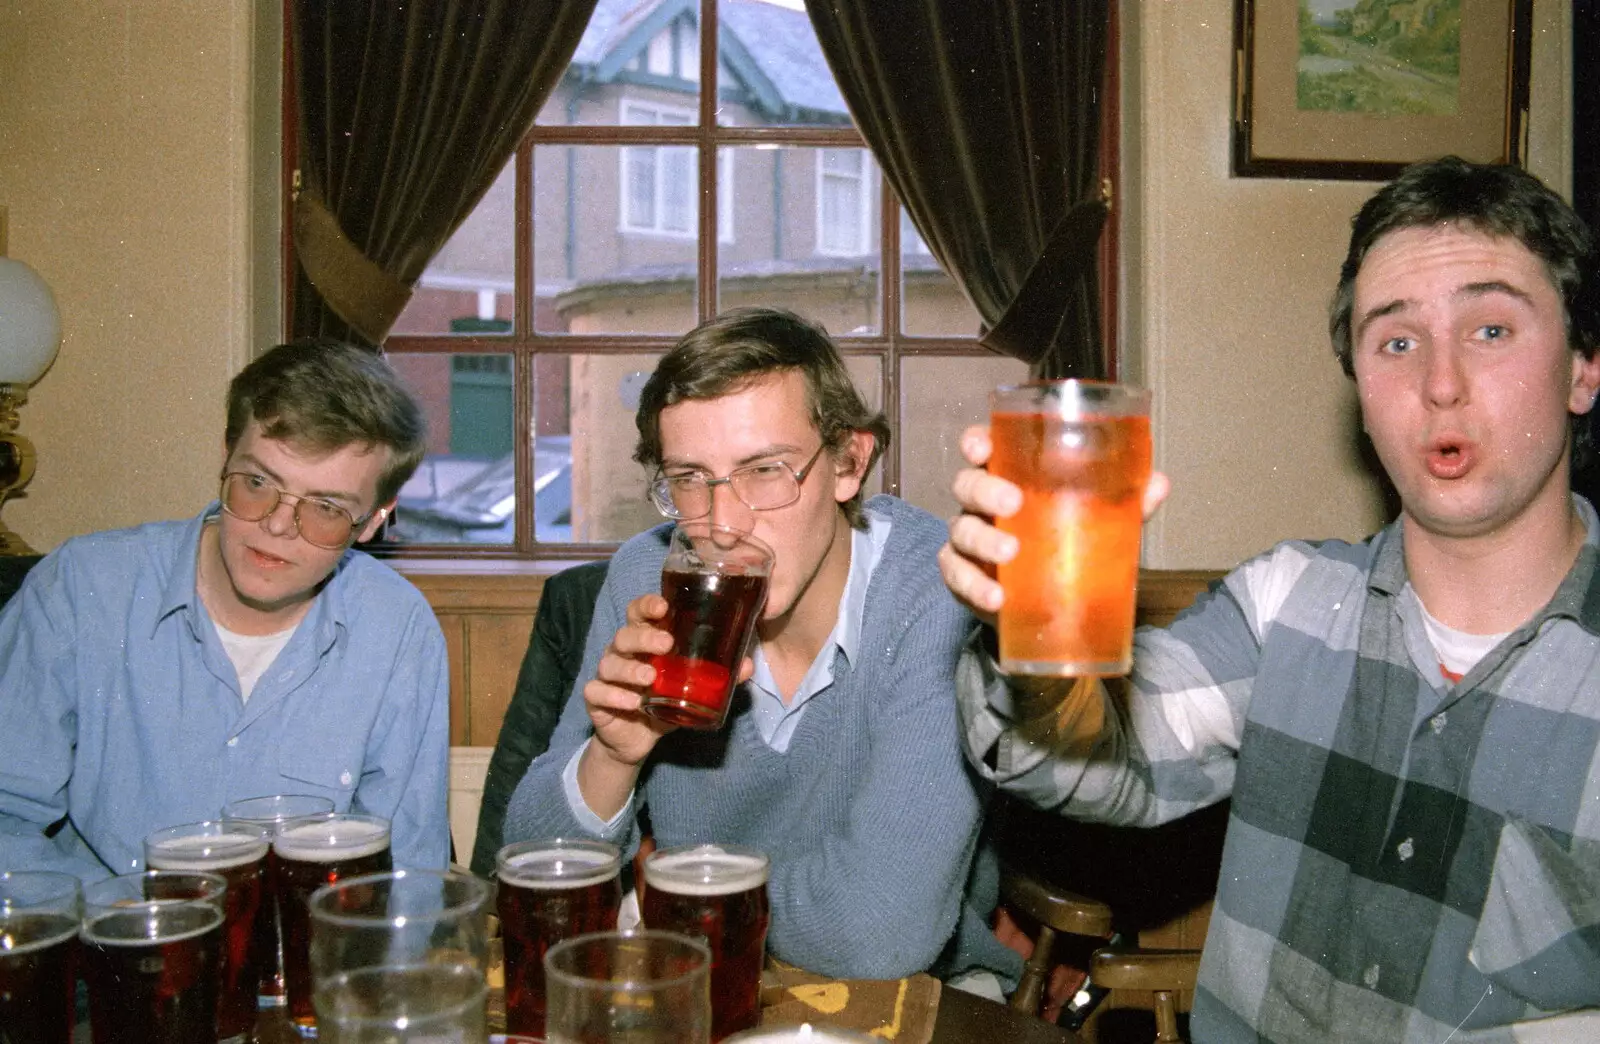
top-left (1298, 1), bottom-right (1461, 115)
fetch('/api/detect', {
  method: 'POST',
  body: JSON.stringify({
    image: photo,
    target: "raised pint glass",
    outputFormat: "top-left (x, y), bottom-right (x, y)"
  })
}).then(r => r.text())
top-left (496, 839), bottom-right (623, 1037)
top-left (645, 522), bottom-right (773, 730)
top-left (271, 813), bottom-right (391, 1036)
top-left (0, 871), bottom-right (82, 1044)
top-left (81, 870), bottom-right (228, 1044)
top-left (145, 820), bottom-right (271, 1044)
top-left (222, 793), bottom-right (336, 1006)
top-left (641, 844), bottom-right (770, 1041)
top-left (989, 380), bottom-right (1152, 676)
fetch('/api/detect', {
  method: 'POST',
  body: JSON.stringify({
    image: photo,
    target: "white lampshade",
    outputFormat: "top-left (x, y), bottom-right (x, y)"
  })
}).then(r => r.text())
top-left (0, 257), bottom-right (61, 385)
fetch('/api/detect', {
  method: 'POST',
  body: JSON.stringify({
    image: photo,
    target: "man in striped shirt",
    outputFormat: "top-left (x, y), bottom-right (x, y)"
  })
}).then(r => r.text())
top-left (940, 157), bottom-right (1600, 1041)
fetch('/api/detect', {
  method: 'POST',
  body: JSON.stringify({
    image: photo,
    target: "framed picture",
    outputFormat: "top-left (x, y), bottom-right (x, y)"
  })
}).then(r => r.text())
top-left (1232, 0), bottom-right (1533, 180)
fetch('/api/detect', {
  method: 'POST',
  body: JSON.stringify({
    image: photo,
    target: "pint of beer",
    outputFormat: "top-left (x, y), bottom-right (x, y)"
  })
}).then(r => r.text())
top-left (222, 793), bottom-right (336, 1007)
top-left (272, 813), bottom-right (392, 1034)
top-left (0, 871), bottom-right (82, 1044)
top-left (144, 820), bottom-right (270, 1044)
top-left (81, 870), bottom-right (228, 1044)
top-left (641, 843), bottom-right (771, 1041)
top-left (496, 839), bottom-right (623, 1036)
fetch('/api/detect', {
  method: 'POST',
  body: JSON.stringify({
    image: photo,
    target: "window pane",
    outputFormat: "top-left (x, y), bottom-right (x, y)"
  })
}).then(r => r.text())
top-left (717, 145), bottom-right (881, 335)
top-left (900, 211), bottom-right (982, 337)
top-left (386, 353), bottom-right (517, 545)
top-left (566, 353), bottom-right (665, 542)
top-left (817, 148), bottom-right (870, 257)
top-left (897, 355), bottom-right (1030, 521)
top-left (535, 144), bottom-right (698, 335)
top-left (715, 0), bottom-right (852, 129)
top-left (536, 8), bottom-right (700, 126)
top-left (392, 158), bottom-right (514, 336)
top-left (844, 353), bottom-right (886, 500)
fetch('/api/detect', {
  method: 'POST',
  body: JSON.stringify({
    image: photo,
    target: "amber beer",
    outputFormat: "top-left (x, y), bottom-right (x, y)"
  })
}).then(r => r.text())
top-left (81, 870), bottom-right (227, 1044)
top-left (271, 814), bottom-right (392, 1033)
top-left (221, 793), bottom-right (336, 1007)
top-left (496, 839), bottom-right (623, 1036)
top-left (989, 381), bottom-right (1152, 676)
top-left (145, 821), bottom-right (271, 1044)
top-left (0, 871), bottom-right (82, 1044)
top-left (641, 844), bottom-right (770, 1041)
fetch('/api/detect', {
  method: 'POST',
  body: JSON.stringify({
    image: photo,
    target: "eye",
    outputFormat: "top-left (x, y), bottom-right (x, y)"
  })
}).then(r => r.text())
top-left (741, 462), bottom-right (789, 479)
top-left (1379, 336), bottom-right (1416, 355)
top-left (1476, 324), bottom-right (1510, 342)
top-left (243, 474), bottom-right (271, 491)
top-left (305, 499), bottom-right (348, 523)
top-left (665, 472), bottom-right (708, 487)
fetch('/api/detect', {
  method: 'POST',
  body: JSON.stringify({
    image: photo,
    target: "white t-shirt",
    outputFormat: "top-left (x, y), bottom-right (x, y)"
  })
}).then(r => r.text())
top-left (213, 620), bottom-right (297, 704)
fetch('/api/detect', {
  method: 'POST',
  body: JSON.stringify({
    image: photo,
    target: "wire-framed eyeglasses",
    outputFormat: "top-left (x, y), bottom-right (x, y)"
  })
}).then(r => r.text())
top-left (648, 444), bottom-right (828, 520)
top-left (219, 472), bottom-right (375, 549)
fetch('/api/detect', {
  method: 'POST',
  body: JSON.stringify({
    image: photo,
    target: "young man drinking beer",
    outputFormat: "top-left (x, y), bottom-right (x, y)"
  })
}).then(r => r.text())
top-left (502, 308), bottom-right (1021, 988)
top-left (941, 157), bottom-right (1600, 1040)
top-left (0, 342), bottom-right (451, 878)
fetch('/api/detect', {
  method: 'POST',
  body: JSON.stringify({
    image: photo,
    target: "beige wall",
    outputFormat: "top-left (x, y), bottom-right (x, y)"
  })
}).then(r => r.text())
top-left (1125, 0), bottom-right (1571, 569)
top-left (0, 1), bottom-right (269, 551)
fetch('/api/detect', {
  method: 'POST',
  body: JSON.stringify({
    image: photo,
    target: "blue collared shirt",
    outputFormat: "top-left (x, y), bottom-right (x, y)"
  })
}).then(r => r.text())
top-left (0, 506), bottom-right (451, 879)
top-left (562, 511), bottom-right (891, 830)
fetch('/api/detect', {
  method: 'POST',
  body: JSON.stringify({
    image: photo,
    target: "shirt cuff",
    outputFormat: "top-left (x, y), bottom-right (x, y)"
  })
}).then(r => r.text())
top-left (561, 738), bottom-right (635, 838)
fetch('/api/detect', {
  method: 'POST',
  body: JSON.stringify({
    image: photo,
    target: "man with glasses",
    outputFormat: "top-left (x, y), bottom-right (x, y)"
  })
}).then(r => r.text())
top-left (501, 308), bottom-right (1022, 988)
top-left (0, 341), bottom-right (450, 879)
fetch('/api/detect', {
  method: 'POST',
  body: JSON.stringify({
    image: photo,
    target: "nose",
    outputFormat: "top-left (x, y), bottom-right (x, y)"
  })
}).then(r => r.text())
top-left (1423, 341), bottom-right (1467, 408)
top-left (707, 480), bottom-right (753, 531)
top-left (259, 495), bottom-right (300, 539)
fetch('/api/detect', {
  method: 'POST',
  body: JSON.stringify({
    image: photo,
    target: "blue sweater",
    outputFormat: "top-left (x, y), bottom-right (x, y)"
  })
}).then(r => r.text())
top-left (506, 495), bottom-right (1020, 982)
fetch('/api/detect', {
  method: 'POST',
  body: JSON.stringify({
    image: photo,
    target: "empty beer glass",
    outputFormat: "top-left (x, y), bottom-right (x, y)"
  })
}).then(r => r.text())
top-left (544, 929), bottom-right (711, 1044)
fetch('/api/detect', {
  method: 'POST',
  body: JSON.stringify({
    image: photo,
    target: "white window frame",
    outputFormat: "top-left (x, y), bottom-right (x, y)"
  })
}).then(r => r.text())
top-left (619, 99), bottom-right (733, 243)
top-left (815, 148), bottom-right (873, 256)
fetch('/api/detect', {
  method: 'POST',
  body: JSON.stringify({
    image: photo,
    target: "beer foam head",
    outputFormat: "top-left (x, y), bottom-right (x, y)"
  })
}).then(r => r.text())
top-left (273, 817), bottom-right (390, 863)
top-left (147, 831), bottom-right (268, 871)
top-left (643, 844), bottom-right (769, 897)
top-left (499, 842), bottom-right (621, 890)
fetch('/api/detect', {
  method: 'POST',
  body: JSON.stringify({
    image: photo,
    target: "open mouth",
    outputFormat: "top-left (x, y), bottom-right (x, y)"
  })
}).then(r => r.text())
top-left (1424, 436), bottom-right (1474, 480)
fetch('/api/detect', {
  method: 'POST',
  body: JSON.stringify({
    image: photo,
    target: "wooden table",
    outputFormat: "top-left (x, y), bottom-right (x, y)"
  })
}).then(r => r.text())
top-left (253, 985), bottom-right (1080, 1043)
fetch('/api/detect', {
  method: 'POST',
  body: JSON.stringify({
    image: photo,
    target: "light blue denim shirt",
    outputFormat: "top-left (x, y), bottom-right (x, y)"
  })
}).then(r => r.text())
top-left (561, 510), bottom-right (891, 831)
top-left (0, 506), bottom-right (451, 879)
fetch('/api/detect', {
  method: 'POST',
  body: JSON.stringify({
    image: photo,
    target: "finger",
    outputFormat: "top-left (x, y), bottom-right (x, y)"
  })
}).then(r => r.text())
top-left (583, 677), bottom-right (647, 715)
top-left (1142, 471), bottom-right (1171, 522)
top-left (595, 648), bottom-right (657, 691)
top-left (959, 425), bottom-right (993, 467)
top-left (938, 541), bottom-right (1004, 618)
top-left (610, 622), bottom-right (674, 658)
top-left (625, 593), bottom-right (669, 625)
top-left (950, 467), bottom-right (1021, 519)
top-left (735, 656), bottom-right (755, 685)
top-left (947, 512), bottom-right (1017, 568)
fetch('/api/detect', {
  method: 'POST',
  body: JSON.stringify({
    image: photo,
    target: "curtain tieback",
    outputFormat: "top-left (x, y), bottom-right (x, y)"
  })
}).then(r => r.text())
top-left (980, 197), bottom-right (1109, 369)
top-left (294, 190), bottom-right (414, 345)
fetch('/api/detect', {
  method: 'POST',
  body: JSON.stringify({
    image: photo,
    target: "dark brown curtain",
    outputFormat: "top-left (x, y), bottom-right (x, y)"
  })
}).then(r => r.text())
top-left (806, 1), bottom-right (1109, 378)
top-left (290, 1), bottom-right (598, 346)
top-left (1572, 8), bottom-right (1600, 504)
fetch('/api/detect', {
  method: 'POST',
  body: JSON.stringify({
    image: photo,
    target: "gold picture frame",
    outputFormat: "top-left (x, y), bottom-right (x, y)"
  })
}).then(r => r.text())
top-left (1232, 0), bottom-right (1532, 180)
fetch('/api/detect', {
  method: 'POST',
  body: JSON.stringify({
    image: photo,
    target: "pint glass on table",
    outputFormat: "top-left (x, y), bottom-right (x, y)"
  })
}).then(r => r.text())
top-left (645, 522), bottom-right (773, 731)
top-left (989, 380), bottom-right (1152, 677)
top-left (222, 793), bottom-right (336, 1008)
top-left (640, 843), bottom-right (770, 1041)
top-left (81, 870), bottom-right (228, 1044)
top-left (145, 820), bottom-right (271, 1044)
top-left (271, 813), bottom-right (391, 1036)
top-left (0, 871), bottom-right (82, 1044)
top-left (496, 839), bottom-right (623, 1037)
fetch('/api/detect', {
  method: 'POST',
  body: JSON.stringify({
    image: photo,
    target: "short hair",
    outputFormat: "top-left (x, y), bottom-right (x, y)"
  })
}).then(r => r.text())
top-left (634, 308), bottom-right (891, 529)
top-left (224, 341), bottom-right (427, 508)
top-left (1330, 156), bottom-right (1600, 376)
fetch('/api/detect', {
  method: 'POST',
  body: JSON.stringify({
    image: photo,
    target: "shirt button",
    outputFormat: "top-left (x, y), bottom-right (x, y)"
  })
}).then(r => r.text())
top-left (1363, 964), bottom-right (1380, 989)
top-left (340, 770), bottom-right (353, 786)
top-left (226, 736), bottom-right (239, 748)
top-left (1430, 713), bottom-right (1447, 734)
top-left (1398, 838), bottom-right (1415, 861)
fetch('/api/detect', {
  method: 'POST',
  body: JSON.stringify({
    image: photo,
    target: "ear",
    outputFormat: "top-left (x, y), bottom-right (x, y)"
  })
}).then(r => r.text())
top-left (1569, 349), bottom-right (1600, 415)
top-left (830, 430), bottom-right (875, 505)
top-left (355, 502), bottom-right (394, 544)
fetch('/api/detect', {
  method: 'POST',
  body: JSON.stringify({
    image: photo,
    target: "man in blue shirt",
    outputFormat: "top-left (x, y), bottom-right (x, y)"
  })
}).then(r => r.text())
top-left (0, 342), bottom-right (450, 878)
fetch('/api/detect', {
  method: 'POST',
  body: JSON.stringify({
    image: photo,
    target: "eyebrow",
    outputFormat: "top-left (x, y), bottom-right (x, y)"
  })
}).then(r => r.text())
top-left (232, 454), bottom-right (364, 506)
top-left (661, 443), bottom-right (807, 472)
top-left (1354, 280), bottom-right (1538, 343)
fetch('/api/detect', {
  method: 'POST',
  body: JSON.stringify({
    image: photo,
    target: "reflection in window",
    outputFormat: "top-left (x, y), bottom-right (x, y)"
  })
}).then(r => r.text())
top-left (817, 148), bottom-right (872, 256)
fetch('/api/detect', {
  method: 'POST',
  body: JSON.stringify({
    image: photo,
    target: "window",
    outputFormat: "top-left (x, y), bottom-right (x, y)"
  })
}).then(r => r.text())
top-left (309, 0), bottom-right (1115, 558)
top-left (816, 148), bottom-right (872, 256)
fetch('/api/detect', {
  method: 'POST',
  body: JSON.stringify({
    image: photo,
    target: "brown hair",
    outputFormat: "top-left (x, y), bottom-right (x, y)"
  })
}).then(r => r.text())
top-left (634, 308), bottom-right (890, 529)
top-left (225, 341), bottom-right (426, 508)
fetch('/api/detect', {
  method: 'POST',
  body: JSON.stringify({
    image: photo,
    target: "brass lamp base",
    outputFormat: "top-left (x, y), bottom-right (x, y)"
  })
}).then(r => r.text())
top-left (0, 383), bottom-right (39, 556)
